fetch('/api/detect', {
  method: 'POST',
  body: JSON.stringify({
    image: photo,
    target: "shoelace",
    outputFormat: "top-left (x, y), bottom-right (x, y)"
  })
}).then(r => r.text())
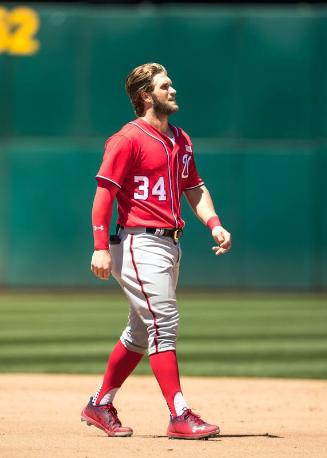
top-left (183, 409), bottom-right (204, 425)
top-left (100, 404), bottom-right (122, 426)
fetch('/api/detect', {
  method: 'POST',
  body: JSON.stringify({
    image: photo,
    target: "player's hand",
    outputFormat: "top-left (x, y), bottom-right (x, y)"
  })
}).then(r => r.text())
top-left (91, 250), bottom-right (112, 280)
top-left (211, 226), bottom-right (232, 256)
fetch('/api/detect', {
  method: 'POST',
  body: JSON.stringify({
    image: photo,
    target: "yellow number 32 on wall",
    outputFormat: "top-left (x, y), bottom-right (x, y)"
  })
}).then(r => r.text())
top-left (0, 6), bottom-right (40, 55)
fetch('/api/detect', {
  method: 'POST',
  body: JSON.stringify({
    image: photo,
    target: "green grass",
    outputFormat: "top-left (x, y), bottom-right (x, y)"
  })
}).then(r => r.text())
top-left (0, 291), bottom-right (326, 378)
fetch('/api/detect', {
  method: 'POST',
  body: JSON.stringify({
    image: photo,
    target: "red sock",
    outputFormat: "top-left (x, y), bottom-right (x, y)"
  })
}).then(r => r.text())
top-left (149, 350), bottom-right (182, 416)
top-left (94, 340), bottom-right (143, 405)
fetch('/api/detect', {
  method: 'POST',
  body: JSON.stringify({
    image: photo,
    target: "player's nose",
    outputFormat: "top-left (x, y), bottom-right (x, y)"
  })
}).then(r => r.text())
top-left (170, 87), bottom-right (177, 97)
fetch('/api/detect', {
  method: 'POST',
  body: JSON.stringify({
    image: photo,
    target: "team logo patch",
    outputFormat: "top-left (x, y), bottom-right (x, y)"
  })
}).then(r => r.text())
top-left (185, 145), bottom-right (192, 153)
top-left (182, 154), bottom-right (191, 178)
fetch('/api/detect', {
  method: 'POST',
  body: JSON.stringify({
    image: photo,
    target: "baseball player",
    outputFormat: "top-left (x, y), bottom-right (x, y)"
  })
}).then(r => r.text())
top-left (81, 63), bottom-right (232, 440)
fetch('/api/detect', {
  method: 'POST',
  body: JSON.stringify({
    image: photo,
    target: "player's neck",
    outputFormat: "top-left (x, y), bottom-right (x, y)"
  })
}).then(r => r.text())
top-left (140, 113), bottom-right (170, 135)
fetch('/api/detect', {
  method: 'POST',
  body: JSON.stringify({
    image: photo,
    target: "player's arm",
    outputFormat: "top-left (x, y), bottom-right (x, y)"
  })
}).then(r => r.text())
top-left (185, 185), bottom-right (232, 255)
top-left (92, 134), bottom-right (132, 279)
top-left (91, 183), bottom-right (119, 280)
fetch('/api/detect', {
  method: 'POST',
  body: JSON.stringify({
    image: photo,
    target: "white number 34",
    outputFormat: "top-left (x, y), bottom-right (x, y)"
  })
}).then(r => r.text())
top-left (134, 176), bottom-right (166, 201)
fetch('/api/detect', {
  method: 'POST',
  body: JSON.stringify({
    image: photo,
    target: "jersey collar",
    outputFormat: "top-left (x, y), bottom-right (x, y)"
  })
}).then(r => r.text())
top-left (134, 118), bottom-right (179, 148)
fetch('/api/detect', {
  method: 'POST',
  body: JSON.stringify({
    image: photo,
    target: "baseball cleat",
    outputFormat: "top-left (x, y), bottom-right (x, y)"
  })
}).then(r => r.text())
top-left (81, 397), bottom-right (133, 437)
top-left (167, 409), bottom-right (220, 440)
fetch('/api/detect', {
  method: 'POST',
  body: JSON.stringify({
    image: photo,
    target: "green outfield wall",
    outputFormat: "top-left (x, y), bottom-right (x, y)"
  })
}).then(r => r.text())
top-left (0, 5), bottom-right (326, 289)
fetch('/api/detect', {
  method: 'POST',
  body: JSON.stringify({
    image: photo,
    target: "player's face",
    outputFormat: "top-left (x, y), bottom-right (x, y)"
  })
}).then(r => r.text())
top-left (150, 72), bottom-right (179, 115)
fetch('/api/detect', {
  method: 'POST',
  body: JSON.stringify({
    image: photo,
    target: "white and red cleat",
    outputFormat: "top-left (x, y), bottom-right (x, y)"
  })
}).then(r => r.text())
top-left (81, 398), bottom-right (133, 437)
top-left (167, 409), bottom-right (220, 440)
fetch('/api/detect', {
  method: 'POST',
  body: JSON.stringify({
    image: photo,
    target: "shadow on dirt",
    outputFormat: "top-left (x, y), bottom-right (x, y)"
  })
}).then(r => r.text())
top-left (137, 432), bottom-right (282, 440)
top-left (219, 433), bottom-right (282, 439)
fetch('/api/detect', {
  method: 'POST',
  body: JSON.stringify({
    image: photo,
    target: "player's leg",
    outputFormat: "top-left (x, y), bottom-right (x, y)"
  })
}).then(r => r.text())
top-left (121, 231), bottom-right (188, 416)
top-left (81, 238), bottom-right (145, 437)
top-left (90, 238), bottom-right (148, 407)
top-left (122, 230), bottom-right (219, 439)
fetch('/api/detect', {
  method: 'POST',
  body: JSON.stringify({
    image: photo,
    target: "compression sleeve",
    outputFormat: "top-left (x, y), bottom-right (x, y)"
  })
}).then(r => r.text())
top-left (92, 184), bottom-right (118, 250)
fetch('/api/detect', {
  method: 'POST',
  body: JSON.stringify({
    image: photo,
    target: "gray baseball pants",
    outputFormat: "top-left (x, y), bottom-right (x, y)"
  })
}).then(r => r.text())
top-left (110, 228), bottom-right (181, 355)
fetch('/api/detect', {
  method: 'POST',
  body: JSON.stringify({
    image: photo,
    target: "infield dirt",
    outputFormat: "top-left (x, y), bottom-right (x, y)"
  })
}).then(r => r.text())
top-left (1, 374), bottom-right (326, 458)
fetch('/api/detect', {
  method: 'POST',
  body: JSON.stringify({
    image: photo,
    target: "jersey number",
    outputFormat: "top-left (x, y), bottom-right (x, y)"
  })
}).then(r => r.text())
top-left (134, 176), bottom-right (167, 201)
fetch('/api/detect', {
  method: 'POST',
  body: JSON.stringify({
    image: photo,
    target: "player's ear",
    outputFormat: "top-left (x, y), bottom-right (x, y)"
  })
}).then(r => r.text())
top-left (141, 91), bottom-right (152, 103)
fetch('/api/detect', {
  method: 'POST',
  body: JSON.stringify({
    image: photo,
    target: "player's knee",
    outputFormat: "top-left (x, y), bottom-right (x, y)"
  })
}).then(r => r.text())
top-left (120, 330), bottom-right (147, 354)
top-left (147, 322), bottom-right (178, 353)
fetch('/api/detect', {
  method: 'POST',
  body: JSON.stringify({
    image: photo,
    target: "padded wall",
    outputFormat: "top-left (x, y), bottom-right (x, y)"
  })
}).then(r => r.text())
top-left (0, 5), bottom-right (326, 288)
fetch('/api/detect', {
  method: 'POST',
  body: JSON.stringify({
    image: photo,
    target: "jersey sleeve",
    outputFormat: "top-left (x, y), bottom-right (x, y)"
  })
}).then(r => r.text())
top-left (184, 151), bottom-right (204, 191)
top-left (96, 134), bottom-right (133, 189)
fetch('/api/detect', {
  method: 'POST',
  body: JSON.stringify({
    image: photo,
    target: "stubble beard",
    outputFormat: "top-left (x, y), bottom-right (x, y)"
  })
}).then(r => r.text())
top-left (151, 94), bottom-right (179, 116)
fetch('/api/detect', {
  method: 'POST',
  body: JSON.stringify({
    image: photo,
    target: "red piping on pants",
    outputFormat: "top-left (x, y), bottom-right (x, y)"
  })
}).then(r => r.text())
top-left (129, 234), bottom-right (159, 353)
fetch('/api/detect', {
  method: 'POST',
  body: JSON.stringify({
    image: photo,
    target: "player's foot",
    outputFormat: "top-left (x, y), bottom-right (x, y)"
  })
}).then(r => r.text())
top-left (81, 397), bottom-right (133, 437)
top-left (167, 409), bottom-right (220, 440)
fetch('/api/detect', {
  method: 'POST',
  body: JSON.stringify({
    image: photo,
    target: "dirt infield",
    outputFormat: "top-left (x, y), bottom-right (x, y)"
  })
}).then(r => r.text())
top-left (1, 374), bottom-right (326, 458)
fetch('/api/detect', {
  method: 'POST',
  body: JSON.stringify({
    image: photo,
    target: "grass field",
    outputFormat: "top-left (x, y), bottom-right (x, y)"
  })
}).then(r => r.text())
top-left (0, 291), bottom-right (326, 378)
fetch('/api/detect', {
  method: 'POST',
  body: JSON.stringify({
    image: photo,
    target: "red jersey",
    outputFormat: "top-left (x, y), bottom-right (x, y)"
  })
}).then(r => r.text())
top-left (96, 118), bottom-right (204, 229)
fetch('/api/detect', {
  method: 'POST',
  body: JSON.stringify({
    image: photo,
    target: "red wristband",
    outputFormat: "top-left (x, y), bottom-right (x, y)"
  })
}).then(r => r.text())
top-left (206, 215), bottom-right (221, 231)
